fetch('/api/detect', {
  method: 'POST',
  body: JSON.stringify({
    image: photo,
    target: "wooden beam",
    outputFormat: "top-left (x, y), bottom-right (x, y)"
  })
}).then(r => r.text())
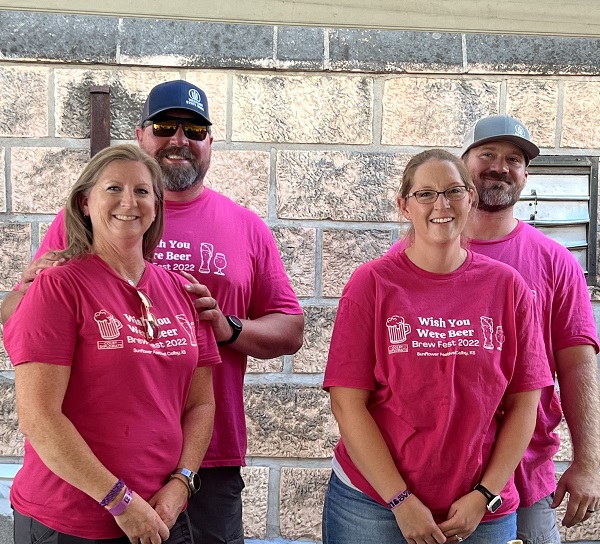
top-left (1, 0), bottom-right (600, 37)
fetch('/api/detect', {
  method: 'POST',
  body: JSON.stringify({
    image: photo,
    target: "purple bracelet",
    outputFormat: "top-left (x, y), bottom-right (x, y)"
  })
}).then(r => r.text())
top-left (99, 479), bottom-right (125, 507)
top-left (387, 488), bottom-right (412, 510)
top-left (107, 487), bottom-right (134, 516)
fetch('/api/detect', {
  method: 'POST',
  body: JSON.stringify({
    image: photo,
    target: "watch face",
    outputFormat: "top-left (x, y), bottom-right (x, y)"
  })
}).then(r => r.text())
top-left (228, 315), bottom-right (243, 330)
top-left (488, 495), bottom-right (502, 513)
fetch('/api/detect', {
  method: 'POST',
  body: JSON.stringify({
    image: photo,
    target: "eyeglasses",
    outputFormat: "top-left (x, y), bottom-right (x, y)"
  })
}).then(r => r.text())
top-left (406, 186), bottom-right (470, 204)
top-left (145, 118), bottom-right (209, 141)
top-left (134, 288), bottom-right (161, 341)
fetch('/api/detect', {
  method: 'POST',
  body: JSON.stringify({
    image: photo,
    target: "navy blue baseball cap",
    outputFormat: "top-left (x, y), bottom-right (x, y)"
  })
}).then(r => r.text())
top-left (139, 80), bottom-right (211, 126)
top-left (461, 114), bottom-right (539, 165)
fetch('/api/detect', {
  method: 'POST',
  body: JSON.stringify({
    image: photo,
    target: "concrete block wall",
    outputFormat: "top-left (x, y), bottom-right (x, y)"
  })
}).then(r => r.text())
top-left (0, 10), bottom-right (600, 543)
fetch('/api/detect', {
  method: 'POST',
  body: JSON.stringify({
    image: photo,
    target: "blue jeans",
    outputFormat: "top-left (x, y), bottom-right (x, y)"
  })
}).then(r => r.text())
top-left (516, 495), bottom-right (562, 544)
top-left (322, 472), bottom-right (517, 544)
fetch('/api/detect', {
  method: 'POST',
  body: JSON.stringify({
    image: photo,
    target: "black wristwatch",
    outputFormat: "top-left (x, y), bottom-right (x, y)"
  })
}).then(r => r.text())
top-left (218, 315), bottom-right (243, 345)
top-left (171, 468), bottom-right (201, 496)
top-left (473, 483), bottom-right (502, 513)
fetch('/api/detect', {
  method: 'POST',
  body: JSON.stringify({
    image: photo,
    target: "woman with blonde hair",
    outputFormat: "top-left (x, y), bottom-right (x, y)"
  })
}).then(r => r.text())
top-left (4, 144), bottom-right (220, 544)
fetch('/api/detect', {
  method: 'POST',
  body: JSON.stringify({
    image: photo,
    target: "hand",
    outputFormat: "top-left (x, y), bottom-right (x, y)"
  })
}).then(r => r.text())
top-left (392, 494), bottom-right (447, 543)
top-left (113, 491), bottom-right (170, 544)
top-left (180, 272), bottom-right (232, 342)
top-left (19, 251), bottom-right (65, 293)
top-left (552, 462), bottom-right (600, 527)
top-left (148, 479), bottom-right (189, 529)
top-left (437, 491), bottom-right (486, 542)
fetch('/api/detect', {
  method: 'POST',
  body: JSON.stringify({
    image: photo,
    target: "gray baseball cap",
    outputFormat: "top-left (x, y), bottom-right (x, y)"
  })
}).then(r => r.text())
top-left (461, 115), bottom-right (539, 165)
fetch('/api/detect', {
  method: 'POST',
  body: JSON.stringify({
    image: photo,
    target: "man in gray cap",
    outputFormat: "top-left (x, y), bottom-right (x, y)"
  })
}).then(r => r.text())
top-left (2, 80), bottom-right (305, 544)
top-left (388, 114), bottom-right (600, 543)
top-left (461, 116), bottom-right (600, 543)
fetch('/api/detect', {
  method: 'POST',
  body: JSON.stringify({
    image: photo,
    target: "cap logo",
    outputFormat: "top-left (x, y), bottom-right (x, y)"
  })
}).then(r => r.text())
top-left (514, 124), bottom-right (526, 138)
top-left (186, 88), bottom-right (205, 112)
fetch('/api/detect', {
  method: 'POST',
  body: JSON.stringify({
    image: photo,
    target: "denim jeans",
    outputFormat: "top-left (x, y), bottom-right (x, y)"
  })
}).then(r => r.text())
top-left (516, 495), bottom-right (562, 544)
top-left (322, 472), bottom-right (517, 544)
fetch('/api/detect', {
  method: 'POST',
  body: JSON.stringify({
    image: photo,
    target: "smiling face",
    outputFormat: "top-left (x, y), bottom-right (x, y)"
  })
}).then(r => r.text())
top-left (463, 141), bottom-right (528, 212)
top-left (399, 158), bottom-right (474, 247)
top-left (136, 108), bottom-right (213, 197)
top-left (80, 160), bottom-right (157, 251)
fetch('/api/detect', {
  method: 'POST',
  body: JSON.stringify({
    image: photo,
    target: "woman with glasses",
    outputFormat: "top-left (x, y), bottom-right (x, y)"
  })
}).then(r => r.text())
top-left (3, 144), bottom-right (220, 544)
top-left (322, 149), bottom-right (553, 544)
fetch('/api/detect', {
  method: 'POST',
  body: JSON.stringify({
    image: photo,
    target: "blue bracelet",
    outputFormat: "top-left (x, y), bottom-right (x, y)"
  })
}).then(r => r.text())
top-left (99, 479), bottom-right (125, 507)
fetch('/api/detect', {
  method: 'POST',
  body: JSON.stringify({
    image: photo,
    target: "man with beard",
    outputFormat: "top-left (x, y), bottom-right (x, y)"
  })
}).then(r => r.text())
top-left (386, 114), bottom-right (600, 543)
top-left (1, 80), bottom-right (304, 544)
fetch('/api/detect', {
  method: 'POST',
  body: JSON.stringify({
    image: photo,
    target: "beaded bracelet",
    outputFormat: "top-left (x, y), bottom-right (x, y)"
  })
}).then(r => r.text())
top-left (99, 479), bottom-right (125, 507)
top-left (387, 488), bottom-right (412, 510)
top-left (108, 487), bottom-right (134, 516)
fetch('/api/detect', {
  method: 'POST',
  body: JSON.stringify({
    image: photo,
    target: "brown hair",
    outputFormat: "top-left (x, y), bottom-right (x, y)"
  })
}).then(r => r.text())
top-left (61, 144), bottom-right (164, 260)
top-left (398, 149), bottom-right (478, 243)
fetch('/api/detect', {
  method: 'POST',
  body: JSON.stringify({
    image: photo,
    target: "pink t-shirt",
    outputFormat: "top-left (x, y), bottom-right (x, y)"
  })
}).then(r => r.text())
top-left (22, 187), bottom-right (302, 467)
top-left (323, 250), bottom-right (553, 522)
top-left (388, 221), bottom-right (600, 506)
top-left (4, 255), bottom-right (221, 538)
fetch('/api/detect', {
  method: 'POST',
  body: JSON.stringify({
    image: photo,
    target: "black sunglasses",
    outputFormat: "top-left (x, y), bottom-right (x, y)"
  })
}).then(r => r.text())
top-left (145, 117), bottom-right (209, 141)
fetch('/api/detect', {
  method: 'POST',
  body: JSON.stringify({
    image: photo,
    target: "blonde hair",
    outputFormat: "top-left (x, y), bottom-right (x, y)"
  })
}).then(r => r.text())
top-left (61, 144), bottom-right (164, 260)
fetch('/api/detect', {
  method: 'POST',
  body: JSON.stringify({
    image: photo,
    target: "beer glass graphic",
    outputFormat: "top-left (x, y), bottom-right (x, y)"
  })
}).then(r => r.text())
top-left (176, 314), bottom-right (197, 347)
top-left (480, 316), bottom-right (494, 349)
top-left (386, 316), bottom-right (411, 344)
top-left (214, 252), bottom-right (227, 275)
top-left (94, 310), bottom-right (123, 340)
top-left (199, 242), bottom-right (214, 274)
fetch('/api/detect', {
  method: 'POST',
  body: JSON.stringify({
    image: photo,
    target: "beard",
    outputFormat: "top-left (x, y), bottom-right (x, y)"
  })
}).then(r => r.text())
top-left (155, 146), bottom-right (210, 193)
top-left (475, 170), bottom-right (524, 212)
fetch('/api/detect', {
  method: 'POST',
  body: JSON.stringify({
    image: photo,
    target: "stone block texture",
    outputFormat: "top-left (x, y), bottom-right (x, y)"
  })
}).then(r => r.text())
top-left (10, 148), bottom-right (88, 214)
top-left (205, 150), bottom-right (270, 217)
top-left (0, 224), bottom-right (31, 292)
top-left (276, 151), bottom-right (401, 222)
top-left (2, 15), bottom-right (600, 544)
top-left (232, 74), bottom-right (373, 144)
top-left (322, 229), bottom-right (392, 297)
top-left (0, 67), bottom-right (49, 138)
top-left (245, 385), bottom-right (338, 458)
top-left (241, 466), bottom-right (269, 539)
top-left (293, 306), bottom-right (338, 374)
top-left (382, 78), bottom-right (501, 147)
top-left (280, 468), bottom-right (330, 541)
top-left (0, 380), bottom-right (21, 457)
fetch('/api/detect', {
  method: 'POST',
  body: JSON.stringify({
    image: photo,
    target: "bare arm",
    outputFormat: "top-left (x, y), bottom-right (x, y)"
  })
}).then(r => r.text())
top-left (330, 386), bottom-right (447, 543)
top-left (0, 251), bottom-right (65, 324)
top-left (439, 389), bottom-right (541, 539)
top-left (181, 273), bottom-right (304, 359)
top-left (149, 366), bottom-right (216, 528)
top-left (552, 344), bottom-right (600, 526)
top-left (15, 362), bottom-right (169, 544)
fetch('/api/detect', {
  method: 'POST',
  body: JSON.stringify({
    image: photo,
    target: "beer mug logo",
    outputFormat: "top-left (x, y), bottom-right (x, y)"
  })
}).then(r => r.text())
top-left (94, 310), bottom-right (123, 340)
top-left (386, 315), bottom-right (411, 344)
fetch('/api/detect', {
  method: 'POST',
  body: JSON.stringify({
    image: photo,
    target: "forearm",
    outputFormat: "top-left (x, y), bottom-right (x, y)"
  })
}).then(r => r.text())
top-left (1, 291), bottom-right (24, 324)
top-left (22, 411), bottom-right (118, 502)
top-left (331, 389), bottom-right (407, 502)
top-left (230, 313), bottom-right (304, 359)
top-left (480, 389), bottom-right (541, 494)
top-left (556, 345), bottom-right (600, 470)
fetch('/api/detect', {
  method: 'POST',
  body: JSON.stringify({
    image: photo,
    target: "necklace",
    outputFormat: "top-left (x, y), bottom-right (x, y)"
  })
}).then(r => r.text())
top-left (124, 263), bottom-right (146, 287)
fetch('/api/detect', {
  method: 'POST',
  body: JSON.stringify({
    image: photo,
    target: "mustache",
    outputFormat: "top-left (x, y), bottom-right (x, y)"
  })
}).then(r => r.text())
top-left (155, 146), bottom-right (195, 162)
top-left (481, 171), bottom-right (513, 183)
